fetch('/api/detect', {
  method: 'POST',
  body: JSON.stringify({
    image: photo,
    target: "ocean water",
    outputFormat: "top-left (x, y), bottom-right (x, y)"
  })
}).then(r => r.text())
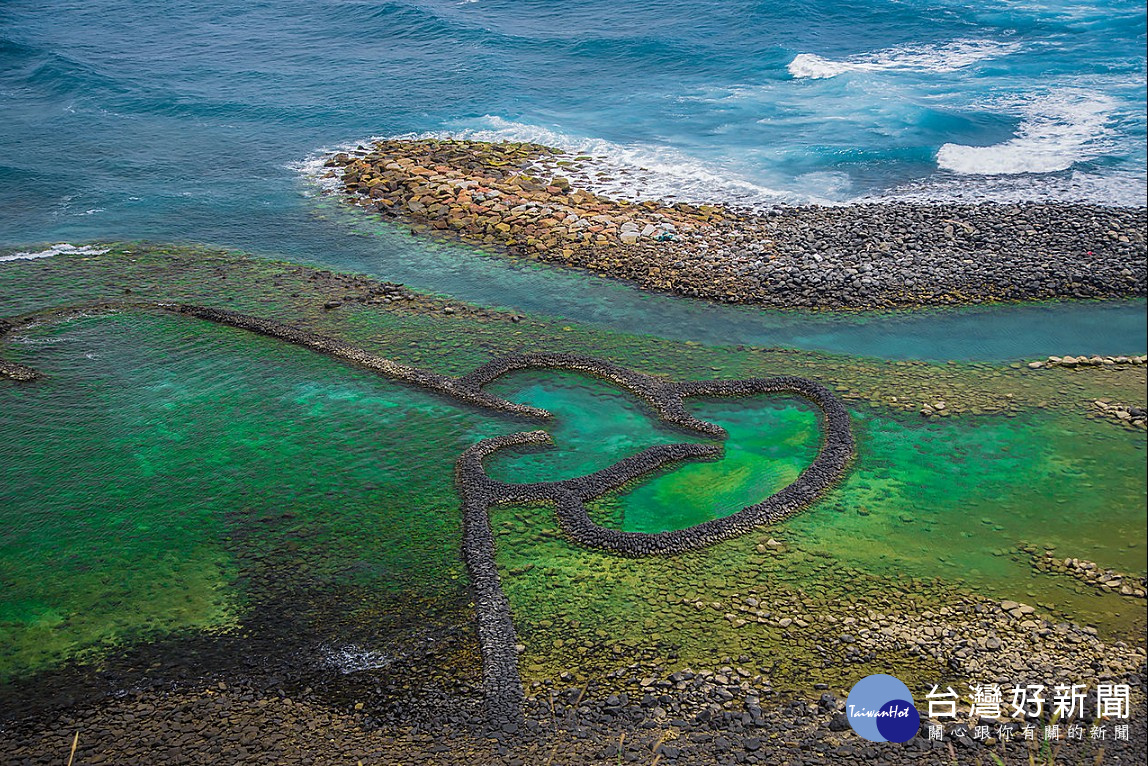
top-left (2, 0), bottom-right (1145, 218)
top-left (1, 1), bottom-right (1145, 357)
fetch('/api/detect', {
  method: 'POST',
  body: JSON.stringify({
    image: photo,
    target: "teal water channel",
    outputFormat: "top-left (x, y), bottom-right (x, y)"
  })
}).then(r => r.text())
top-left (7, 192), bottom-right (1144, 362)
top-left (293, 197), bottom-right (1148, 362)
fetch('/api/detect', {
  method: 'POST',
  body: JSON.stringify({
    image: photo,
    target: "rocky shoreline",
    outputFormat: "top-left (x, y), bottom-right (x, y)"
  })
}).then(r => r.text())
top-left (1018, 543), bottom-right (1148, 599)
top-left (2, 585), bottom-right (1143, 765)
top-left (323, 139), bottom-right (1147, 308)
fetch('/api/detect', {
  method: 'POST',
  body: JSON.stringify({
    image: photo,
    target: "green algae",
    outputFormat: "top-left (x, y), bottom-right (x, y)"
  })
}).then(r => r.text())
top-left (491, 397), bottom-right (1144, 688)
top-left (618, 398), bottom-right (821, 533)
top-left (0, 313), bottom-right (504, 678)
top-left (0, 244), bottom-right (1144, 690)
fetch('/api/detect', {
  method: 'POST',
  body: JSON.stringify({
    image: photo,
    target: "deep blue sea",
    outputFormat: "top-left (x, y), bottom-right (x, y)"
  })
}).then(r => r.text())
top-left (1, 0), bottom-right (1145, 358)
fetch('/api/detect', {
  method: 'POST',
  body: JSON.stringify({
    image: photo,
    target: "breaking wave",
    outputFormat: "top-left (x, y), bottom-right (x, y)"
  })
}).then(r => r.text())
top-left (936, 90), bottom-right (1118, 175)
top-left (788, 39), bottom-right (1022, 80)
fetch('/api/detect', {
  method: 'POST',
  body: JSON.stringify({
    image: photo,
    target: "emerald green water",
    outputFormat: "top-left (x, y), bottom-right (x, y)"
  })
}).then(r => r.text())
top-left (483, 372), bottom-right (822, 533)
top-left (0, 312), bottom-right (1144, 680)
top-left (0, 313), bottom-right (499, 677)
top-left (486, 368), bottom-right (1145, 595)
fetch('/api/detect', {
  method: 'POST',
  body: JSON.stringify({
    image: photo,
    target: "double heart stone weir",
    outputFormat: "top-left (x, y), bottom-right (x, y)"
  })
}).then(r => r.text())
top-left (1, 303), bottom-right (856, 727)
top-left (455, 362), bottom-right (854, 725)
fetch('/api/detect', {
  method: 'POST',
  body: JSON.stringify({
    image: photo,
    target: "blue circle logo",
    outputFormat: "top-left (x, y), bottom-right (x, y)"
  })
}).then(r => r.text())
top-left (845, 674), bottom-right (920, 742)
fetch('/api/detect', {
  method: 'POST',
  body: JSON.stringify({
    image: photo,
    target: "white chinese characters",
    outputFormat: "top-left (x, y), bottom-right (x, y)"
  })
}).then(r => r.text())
top-left (924, 682), bottom-right (1130, 721)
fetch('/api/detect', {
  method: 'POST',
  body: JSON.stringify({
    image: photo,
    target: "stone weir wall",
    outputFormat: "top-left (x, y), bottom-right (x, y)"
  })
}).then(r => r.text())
top-left (1, 301), bottom-right (855, 728)
top-left (323, 138), bottom-right (1147, 309)
top-left (453, 373), bottom-right (854, 727)
top-left (0, 318), bottom-right (40, 380)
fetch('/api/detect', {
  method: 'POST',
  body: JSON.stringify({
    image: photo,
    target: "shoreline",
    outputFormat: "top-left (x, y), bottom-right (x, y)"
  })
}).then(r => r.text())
top-left (322, 139), bottom-right (1147, 310)
top-left (0, 301), bottom-right (856, 727)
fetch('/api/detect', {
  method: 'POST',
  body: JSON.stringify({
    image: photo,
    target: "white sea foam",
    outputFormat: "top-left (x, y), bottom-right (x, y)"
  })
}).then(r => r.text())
top-left (288, 152), bottom-right (349, 195)
top-left (870, 162), bottom-right (1147, 206)
top-left (404, 116), bottom-right (813, 207)
top-left (319, 644), bottom-right (395, 674)
top-left (10, 336), bottom-right (70, 345)
top-left (786, 54), bottom-right (854, 80)
top-left (288, 136), bottom-right (384, 196)
top-left (788, 39), bottom-right (1022, 79)
top-left (294, 97), bottom-right (1141, 213)
top-left (936, 90), bottom-right (1118, 175)
top-left (0, 243), bottom-right (109, 263)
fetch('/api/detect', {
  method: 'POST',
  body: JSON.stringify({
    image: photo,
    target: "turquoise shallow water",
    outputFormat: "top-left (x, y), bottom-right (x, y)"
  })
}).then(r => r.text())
top-left (0, 314), bottom-right (501, 676)
top-left (7, 217), bottom-right (1143, 361)
top-left (274, 202), bottom-right (1148, 361)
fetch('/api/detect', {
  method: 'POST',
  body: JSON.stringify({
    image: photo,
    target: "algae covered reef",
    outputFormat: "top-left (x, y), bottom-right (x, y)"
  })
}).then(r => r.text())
top-left (0, 244), bottom-right (1145, 763)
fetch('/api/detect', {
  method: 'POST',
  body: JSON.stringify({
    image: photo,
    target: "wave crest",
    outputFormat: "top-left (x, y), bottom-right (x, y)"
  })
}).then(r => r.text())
top-left (788, 39), bottom-right (1022, 79)
top-left (0, 243), bottom-right (109, 263)
top-left (936, 90), bottom-right (1117, 175)
top-left (406, 116), bottom-right (808, 207)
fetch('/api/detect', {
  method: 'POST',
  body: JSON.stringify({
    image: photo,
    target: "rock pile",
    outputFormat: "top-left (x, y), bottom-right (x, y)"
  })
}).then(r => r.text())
top-left (325, 139), bottom-right (1148, 308)
top-left (1088, 399), bottom-right (1147, 429)
top-left (1019, 544), bottom-right (1148, 598)
top-left (1028, 354), bottom-right (1147, 369)
top-left (0, 318), bottom-right (40, 379)
top-left (325, 139), bottom-right (705, 255)
top-left (837, 596), bottom-right (1146, 681)
top-left (0, 358), bottom-right (38, 380)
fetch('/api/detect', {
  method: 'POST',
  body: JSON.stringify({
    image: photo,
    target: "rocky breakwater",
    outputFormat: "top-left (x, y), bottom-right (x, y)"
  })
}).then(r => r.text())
top-left (1028, 354), bottom-right (1147, 369)
top-left (325, 139), bottom-right (1147, 308)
